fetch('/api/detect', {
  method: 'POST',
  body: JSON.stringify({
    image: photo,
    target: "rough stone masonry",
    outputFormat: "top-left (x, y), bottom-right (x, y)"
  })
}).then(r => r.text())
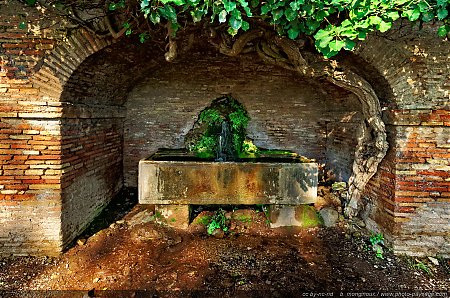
top-left (0, 1), bottom-right (449, 256)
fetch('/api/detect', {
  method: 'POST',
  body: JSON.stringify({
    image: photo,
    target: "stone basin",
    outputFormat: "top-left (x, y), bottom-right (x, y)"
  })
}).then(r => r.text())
top-left (139, 154), bottom-right (318, 206)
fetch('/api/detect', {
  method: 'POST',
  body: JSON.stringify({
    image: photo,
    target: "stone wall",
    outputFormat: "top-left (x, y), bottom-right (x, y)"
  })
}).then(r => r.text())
top-left (124, 51), bottom-right (362, 187)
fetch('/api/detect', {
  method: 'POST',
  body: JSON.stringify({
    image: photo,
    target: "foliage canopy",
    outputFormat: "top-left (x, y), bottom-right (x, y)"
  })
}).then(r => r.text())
top-left (109, 0), bottom-right (450, 57)
top-left (22, 0), bottom-right (449, 57)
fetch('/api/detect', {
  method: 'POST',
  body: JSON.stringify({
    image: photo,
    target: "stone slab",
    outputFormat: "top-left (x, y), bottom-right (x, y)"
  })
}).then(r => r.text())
top-left (139, 159), bottom-right (318, 205)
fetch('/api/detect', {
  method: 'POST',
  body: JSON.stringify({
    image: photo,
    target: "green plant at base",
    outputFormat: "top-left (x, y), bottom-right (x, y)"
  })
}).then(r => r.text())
top-left (369, 232), bottom-right (385, 259)
top-left (407, 259), bottom-right (433, 276)
top-left (207, 208), bottom-right (229, 235)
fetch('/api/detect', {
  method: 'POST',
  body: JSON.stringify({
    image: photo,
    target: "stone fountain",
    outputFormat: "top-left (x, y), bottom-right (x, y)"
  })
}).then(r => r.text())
top-left (138, 96), bottom-right (318, 228)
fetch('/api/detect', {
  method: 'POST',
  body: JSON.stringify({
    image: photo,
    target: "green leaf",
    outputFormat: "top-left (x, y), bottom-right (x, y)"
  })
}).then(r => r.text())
top-left (284, 8), bottom-right (297, 21)
top-left (417, 1), bottom-right (429, 13)
top-left (159, 5), bottom-right (177, 22)
top-left (139, 33), bottom-right (149, 43)
top-left (403, 8), bottom-right (421, 21)
top-left (123, 22), bottom-right (130, 29)
top-left (421, 12), bottom-right (434, 22)
top-left (241, 20), bottom-right (250, 31)
top-left (386, 11), bottom-right (399, 21)
top-left (317, 35), bottom-right (333, 48)
top-left (190, 9), bottom-right (205, 22)
top-left (243, 6), bottom-right (252, 16)
top-left (229, 15), bottom-right (242, 30)
top-left (290, 1), bottom-right (300, 11)
top-left (344, 39), bottom-right (356, 50)
top-left (328, 39), bottom-right (346, 52)
top-left (140, 0), bottom-right (149, 9)
top-left (437, 25), bottom-right (449, 37)
top-left (109, 3), bottom-right (117, 10)
top-left (25, 0), bottom-right (36, 5)
top-left (125, 28), bottom-right (132, 36)
top-left (378, 20), bottom-right (392, 32)
top-left (288, 27), bottom-right (300, 39)
top-left (369, 15), bottom-right (382, 26)
top-left (149, 12), bottom-right (161, 24)
top-left (219, 10), bottom-right (228, 23)
top-left (18, 21), bottom-right (27, 30)
top-left (357, 31), bottom-right (367, 40)
top-left (261, 4), bottom-right (271, 15)
top-left (223, 0), bottom-right (237, 13)
top-left (437, 9), bottom-right (448, 20)
top-left (272, 8), bottom-right (284, 21)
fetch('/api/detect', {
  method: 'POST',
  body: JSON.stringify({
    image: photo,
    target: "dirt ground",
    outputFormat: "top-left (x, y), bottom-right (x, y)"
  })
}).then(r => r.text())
top-left (0, 190), bottom-right (449, 297)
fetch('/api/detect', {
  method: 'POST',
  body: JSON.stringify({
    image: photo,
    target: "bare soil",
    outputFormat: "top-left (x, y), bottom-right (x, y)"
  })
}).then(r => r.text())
top-left (0, 190), bottom-right (449, 297)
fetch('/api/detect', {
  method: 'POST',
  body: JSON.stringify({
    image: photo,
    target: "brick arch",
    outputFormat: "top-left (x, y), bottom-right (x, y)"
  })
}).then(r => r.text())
top-left (354, 35), bottom-right (415, 107)
top-left (30, 28), bottom-right (113, 100)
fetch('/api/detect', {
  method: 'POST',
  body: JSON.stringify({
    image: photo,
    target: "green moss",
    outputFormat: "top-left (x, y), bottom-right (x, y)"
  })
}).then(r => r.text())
top-left (234, 214), bottom-right (252, 223)
top-left (295, 205), bottom-right (323, 228)
top-left (194, 215), bottom-right (211, 225)
top-left (259, 149), bottom-right (297, 156)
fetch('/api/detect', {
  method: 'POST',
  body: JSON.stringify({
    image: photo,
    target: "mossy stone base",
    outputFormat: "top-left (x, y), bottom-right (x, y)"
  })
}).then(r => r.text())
top-left (269, 205), bottom-right (322, 228)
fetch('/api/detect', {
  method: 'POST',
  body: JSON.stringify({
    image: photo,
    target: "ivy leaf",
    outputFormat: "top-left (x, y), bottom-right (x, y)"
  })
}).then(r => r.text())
top-left (369, 15), bottom-right (382, 26)
top-left (378, 20), bottom-right (392, 32)
top-left (223, 0), bottom-right (237, 13)
top-left (284, 8), bottom-right (297, 21)
top-left (149, 11), bottom-right (160, 24)
top-left (140, 0), bottom-right (149, 9)
top-left (219, 10), bottom-right (228, 23)
top-left (261, 4), bottom-right (270, 14)
top-left (386, 11), bottom-right (399, 21)
top-left (241, 20), bottom-right (250, 31)
top-left (139, 33), bottom-right (149, 43)
top-left (229, 15), bottom-right (242, 30)
top-left (328, 39), bottom-right (346, 52)
top-left (190, 8), bottom-right (205, 22)
top-left (403, 8), bottom-right (421, 21)
top-left (437, 9), bottom-right (448, 20)
top-left (288, 27), bottom-right (300, 39)
top-left (437, 25), bottom-right (449, 37)
top-left (344, 39), bottom-right (356, 50)
top-left (159, 5), bottom-right (177, 22)
top-left (417, 1), bottom-right (429, 13)
top-left (317, 35), bottom-right (333, 48)
top-left (421, 12), bottom-right (434, 22)
top-left (272, 8), bottom-right (284, 21)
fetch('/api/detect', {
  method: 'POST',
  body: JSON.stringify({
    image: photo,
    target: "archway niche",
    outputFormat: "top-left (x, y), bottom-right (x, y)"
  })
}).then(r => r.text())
top-left (58, 39), bottom-right (369, 247)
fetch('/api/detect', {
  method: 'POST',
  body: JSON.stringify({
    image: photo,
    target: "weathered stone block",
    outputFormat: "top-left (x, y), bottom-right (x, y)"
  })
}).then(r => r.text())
top-left (139, 159), bottom-right (318, 205)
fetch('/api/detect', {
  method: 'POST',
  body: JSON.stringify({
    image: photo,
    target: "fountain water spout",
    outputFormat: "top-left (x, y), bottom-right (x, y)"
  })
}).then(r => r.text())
top-left (216, 121), bottom-right (229, 161)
